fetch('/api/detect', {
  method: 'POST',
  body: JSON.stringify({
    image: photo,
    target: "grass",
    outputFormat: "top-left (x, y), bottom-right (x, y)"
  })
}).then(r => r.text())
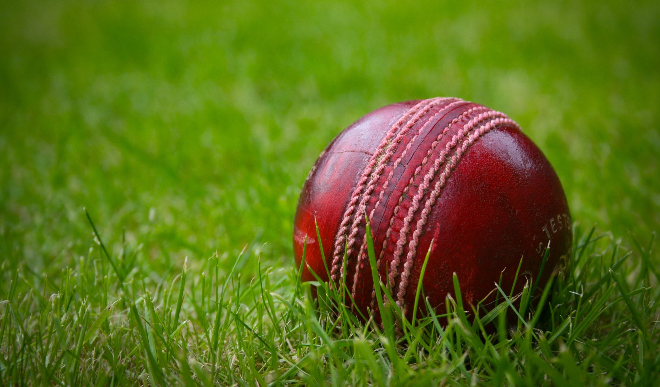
top-left (1, 0), bottom-right (659, 385)
top-left (1, 215), bottom-right (658, 385)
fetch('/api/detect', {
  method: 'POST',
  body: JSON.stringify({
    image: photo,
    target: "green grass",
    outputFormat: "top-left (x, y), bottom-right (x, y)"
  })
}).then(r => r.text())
top-left (1, 0), bottom-right (659, 385)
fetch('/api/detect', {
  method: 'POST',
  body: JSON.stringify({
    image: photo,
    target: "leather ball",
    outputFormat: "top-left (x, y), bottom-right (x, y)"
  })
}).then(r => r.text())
top-left (293, 97), bottom-right (572, 320)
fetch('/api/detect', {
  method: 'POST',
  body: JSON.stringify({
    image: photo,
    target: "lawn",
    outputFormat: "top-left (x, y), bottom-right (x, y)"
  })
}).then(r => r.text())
top-left (1, 0), bottom-right (659, 385)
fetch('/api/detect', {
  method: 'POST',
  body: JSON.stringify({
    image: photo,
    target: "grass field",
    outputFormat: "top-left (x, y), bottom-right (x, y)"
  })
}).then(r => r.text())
top-left (1, 0), bottom-right (659, 385)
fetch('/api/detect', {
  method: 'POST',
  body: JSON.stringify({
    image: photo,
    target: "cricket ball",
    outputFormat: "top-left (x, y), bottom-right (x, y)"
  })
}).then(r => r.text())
top-left (293, 97), bottom-right (572, 320)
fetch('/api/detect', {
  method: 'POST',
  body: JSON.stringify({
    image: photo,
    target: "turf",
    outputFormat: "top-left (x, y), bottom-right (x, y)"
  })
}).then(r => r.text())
top-left (1, 0), bottom-right (659, 385)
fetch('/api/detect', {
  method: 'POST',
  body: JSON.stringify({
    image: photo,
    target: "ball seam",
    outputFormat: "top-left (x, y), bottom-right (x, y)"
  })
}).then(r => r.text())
top-left (347, 99), bottom-right (467, 302)
top-left (328, 98), bottom-right (436, 283)
top-left (366, 105), bottom-right (491, 311)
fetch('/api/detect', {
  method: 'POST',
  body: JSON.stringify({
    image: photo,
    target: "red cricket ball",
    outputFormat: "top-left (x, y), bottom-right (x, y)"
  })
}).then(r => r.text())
top-left (293, 97), bottom-right (572, 321)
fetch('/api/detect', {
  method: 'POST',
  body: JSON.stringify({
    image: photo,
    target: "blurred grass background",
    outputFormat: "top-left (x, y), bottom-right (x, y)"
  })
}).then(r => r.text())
top-left (1, 0), bottom-right (658, 274)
